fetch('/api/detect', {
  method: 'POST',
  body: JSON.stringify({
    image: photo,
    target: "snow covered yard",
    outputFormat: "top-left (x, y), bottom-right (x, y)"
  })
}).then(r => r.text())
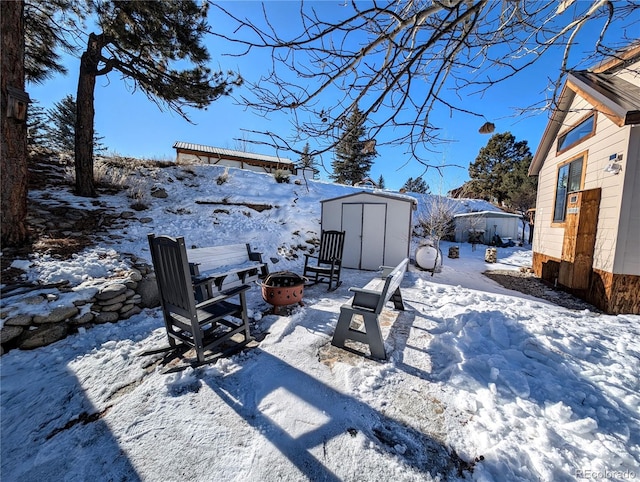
top-left (1, 162), bottom-right (639, 481)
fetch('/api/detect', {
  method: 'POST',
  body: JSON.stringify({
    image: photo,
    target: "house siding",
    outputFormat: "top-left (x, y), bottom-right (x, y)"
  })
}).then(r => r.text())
top-left (615, 125), bottom-right (640, 274)
top-left (534, 96), bottom-right (631, 274)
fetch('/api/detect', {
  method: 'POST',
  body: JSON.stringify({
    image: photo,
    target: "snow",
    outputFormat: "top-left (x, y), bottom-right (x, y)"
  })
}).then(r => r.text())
top-left (2, 163), bottom-right (639, 481)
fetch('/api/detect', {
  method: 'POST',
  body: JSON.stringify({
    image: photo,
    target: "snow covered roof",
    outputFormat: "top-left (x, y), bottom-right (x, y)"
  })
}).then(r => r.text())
top-left (321, 190), bottom-right (418, 206)
top-left (453, 210), bottom-right (520, 219)
top-left (173, 141), bottom-right (293, 165)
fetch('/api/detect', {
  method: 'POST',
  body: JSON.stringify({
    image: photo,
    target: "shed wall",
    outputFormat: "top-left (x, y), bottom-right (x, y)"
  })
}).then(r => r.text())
top-left (321, 192), bottom-right (413, 270)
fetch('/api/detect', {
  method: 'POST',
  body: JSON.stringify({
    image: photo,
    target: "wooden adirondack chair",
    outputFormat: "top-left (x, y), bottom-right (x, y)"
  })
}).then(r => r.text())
top-left (147, 234), bottom-right (251, 363)
top-left (303, 230), bottom-right (345, 291)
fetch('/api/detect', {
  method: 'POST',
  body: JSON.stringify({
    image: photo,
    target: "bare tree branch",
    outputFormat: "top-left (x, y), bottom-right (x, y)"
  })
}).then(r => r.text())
top-left (208, 0), bottom-right (639, 167)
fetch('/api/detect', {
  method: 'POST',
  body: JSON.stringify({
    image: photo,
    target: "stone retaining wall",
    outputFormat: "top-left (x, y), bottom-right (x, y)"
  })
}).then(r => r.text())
top-left (0, 257), bottom-right (160, 355)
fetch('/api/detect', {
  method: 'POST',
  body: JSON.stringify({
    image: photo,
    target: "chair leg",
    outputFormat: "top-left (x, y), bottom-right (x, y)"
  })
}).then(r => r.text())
top-left (239, 290), bottom-right (251, 341)
top-left (390, 287), bottom-right (405, 310)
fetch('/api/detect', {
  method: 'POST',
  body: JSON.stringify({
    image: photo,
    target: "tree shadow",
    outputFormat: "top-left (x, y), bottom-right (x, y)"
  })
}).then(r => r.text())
top-left (199, 346), bottom-right (475, 481)
top-left (0, 319), bottom-right (148, 481)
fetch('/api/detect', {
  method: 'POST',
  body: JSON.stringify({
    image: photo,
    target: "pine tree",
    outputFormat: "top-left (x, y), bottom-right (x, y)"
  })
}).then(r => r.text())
top-left (299, 142), bottom-right (318, 179)
top-left (377, 175), bottom-right (385, 189)
top-left (26, 100), bottom-right (48, 146)
top-left (402, 176), bottom-right (429, 194)
top-left (331, 106), bottom-right (376, 185)
top-left (44, 95), bottom-right (105, 153)
top-left (74, 0), bottom-right (242, 196)
top-left (468, 132), bottom-right (532, 206)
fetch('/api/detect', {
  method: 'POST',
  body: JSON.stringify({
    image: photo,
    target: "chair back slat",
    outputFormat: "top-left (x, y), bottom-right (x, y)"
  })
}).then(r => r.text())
top-left (317, 230), bottom-right (345, 263)
top-left (147, 234), bottom-right (197, 318)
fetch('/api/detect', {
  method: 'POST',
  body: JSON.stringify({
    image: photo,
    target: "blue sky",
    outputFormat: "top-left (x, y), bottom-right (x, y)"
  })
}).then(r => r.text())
top-left (27, 1), bottom-right (639, 192)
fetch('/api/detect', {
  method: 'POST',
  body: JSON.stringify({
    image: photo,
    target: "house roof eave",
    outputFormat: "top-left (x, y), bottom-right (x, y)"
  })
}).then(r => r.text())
top-left (529, 83), bottom-right (575, 176)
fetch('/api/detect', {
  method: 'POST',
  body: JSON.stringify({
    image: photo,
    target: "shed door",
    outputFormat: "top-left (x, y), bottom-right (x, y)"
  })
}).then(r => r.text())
top-left (342, 203), bottom-right (386, 270)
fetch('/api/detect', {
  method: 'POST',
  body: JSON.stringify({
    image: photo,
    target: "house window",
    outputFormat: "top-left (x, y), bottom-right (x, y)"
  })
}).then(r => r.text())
top-left (553, 155), bottom-right (584, 223)
top-left (557, 113), bottom-right (596, 153)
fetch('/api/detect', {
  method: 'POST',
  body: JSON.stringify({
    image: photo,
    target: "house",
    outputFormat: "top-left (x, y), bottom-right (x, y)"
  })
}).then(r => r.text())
top-left (354, 177), bottom-right (379, 188)
top-left (173, 142), bottom-right (296, 175)
top-left (320, 191), bottom-right (417, 270)
top-left (453, 211), bottom-right (521, 245)
top-left (528, 44), bottom-right (640, 314)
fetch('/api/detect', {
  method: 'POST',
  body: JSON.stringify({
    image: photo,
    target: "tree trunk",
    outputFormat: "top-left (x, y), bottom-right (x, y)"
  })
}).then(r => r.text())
top-left (75, 34), bottom-right (101, 197)
top-left (1, 0), bottom-right (30, 246)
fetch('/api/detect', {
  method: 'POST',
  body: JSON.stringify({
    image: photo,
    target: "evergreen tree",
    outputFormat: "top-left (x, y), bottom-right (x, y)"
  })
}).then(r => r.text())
top-left (26, 100), bottom-right (48, 146)
top-left (503, 155), bottom-right (538, 212)
top-left (299, 142), bottom-right (318, 179)
top-left (402, 176), bottom-right (429, 194)
top-left (468, 132), bottom-right (532, 206)
top-left (24, 0), bottom-right (86, 83)
top-left (331, 106), bottom-right (376, 185)
top-left (44, 95), bottom-right (105, 153)
top-left (74, 0), bottom-right (242, 196)
top-left (377, 175), bottom-right (385, 189)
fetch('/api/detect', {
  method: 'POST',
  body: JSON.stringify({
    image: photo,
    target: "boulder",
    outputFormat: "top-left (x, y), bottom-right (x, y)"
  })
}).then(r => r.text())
top-left (0, 325), bottom-right (24, 344)
top-left (137, 274), bottom-right (160, 308)
top-left (19, 324), bottom-right (68, 349)
top-left (94, 312), bottom-right (119, 324)
top-left (4, 314), bottom-right (33, 326)
top-left (97, 293), bottom-right (129, 306)
top-left (121, 306), bottom-right (142, 319)
top-left (33, 306), bottom-right (79, 324)
top-left (95, 283), bottom-right (127, 301)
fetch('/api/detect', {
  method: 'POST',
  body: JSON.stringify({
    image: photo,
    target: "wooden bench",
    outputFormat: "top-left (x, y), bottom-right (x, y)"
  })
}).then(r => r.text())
top-left (331, 258), bottom-right (409, 360)
top-left (187, 243), bottom-right (268, 299)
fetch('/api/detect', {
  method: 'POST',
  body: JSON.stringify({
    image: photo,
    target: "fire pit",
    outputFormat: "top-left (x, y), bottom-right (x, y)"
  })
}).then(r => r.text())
top-left (258, 271), bottom-right (306, 314)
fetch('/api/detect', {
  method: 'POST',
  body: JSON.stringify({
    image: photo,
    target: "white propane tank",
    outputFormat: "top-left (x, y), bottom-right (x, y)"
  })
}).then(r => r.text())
top-left (416, 243), bottom-right (443, 272)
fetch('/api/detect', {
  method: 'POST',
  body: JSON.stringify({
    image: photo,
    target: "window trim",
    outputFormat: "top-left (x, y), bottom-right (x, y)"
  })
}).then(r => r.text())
top-left (556, 111), bottom-right (597, 155)
top-left (551, 151), bottom-right (587, 227)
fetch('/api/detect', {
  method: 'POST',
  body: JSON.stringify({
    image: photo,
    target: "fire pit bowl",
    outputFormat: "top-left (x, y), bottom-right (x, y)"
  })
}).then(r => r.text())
top-left (258, 271), bottom-right (307, 311)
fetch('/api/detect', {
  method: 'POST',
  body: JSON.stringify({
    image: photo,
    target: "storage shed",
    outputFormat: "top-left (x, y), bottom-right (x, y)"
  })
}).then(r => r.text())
top-left (453, 211), bottom-right (521, 245)
top-left (321, 191), bottom-right (417, 270)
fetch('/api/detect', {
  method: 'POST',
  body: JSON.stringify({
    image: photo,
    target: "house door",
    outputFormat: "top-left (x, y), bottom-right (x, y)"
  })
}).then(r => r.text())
top-left (558, 188), bottom-right (601, 290)
top-left (342, 203), bottom-right (386, 270)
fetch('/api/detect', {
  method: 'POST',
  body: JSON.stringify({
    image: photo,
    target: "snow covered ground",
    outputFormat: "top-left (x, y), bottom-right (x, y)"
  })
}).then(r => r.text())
top-left (1, 163), bottom-right (639, 481)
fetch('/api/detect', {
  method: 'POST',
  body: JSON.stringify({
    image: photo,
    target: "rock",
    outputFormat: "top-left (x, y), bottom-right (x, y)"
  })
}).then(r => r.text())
top-left (150, 187), bottom-right (168, 198)
top-left (70, 312), bottom-right (94, 325)
top-left (19, 324), bottom-right (68, 349)
top-left (4, 314), bottom-right (33, 326)
top-left (124, 280), bottom-right (138, 290)
top-left (100, 302), bottom-right (123, 312)
top-left (139, 217), bottom-right (153, 224)
top-left (94, 312), bottom-right (119, 324)
top-left (97, 293), bottom-right (129, 306)
top-left (128, 269), bottom-right (143, 282)
top-left (120, 303), bottom-right (136, 314)
top-left (137, 274), bottom-right (160, 308)
top-left (23, 295), bottom-right (46, 305)
top-left (33, 306), bottom-right (79, 324)
top-left (121, 306), bottom-right (142, 319)
top-left (0, 325), bottom-right (24, 344)
top-left (120, 211), bottom-right (136, 219)
top-left (95, 283), bottom-right (127, 301)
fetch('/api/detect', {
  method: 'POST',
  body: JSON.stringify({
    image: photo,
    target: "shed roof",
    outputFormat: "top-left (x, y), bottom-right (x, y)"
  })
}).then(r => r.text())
top-left (173, 141), bottom-right (293, 165)
top-left (453, 211), bottom-right (520, 219)
top-left (321, 190), bottom-right (418, 206)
